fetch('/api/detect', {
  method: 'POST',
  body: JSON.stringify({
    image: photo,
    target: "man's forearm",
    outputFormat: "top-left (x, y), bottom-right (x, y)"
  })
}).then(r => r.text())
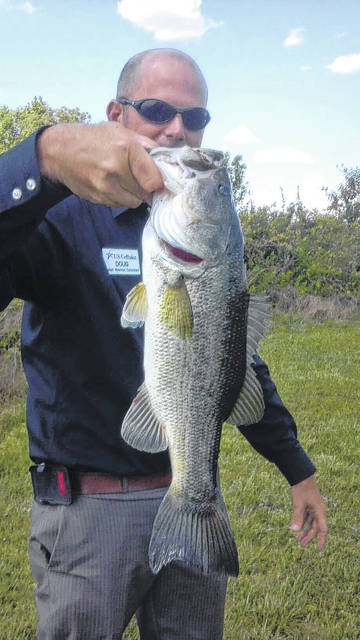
top-left (238, 355), bottom-right (316, 485)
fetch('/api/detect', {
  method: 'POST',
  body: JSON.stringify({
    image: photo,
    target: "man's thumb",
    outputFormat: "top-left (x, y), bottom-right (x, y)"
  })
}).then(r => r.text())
top-left (291, 507), bottom-right (305, 531)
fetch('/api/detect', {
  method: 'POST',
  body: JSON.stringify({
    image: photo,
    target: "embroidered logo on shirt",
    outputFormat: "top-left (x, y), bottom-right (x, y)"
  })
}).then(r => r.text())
top-left (102, 248), bottom-right (140, 275)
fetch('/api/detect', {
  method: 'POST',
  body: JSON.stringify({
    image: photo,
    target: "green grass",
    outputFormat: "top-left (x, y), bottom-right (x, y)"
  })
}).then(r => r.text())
top-left (1, 315), bottom-right (359, 639)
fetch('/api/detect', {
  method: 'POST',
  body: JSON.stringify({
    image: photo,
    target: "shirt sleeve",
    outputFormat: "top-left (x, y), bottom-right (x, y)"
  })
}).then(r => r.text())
top-left (237, 354), bottom-right (316, 486)
top-left (0, 127), bottom-right (71, 265)
top-left (0, 128), bottom-right (72, 309)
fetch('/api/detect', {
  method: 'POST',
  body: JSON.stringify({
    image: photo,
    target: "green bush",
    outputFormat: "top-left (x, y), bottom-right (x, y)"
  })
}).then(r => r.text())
top-left (240, 205), bottom-right (360, 298)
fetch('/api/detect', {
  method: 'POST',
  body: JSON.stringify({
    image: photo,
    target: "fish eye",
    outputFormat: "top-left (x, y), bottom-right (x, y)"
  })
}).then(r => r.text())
top-left (218, 183), bottom-right (230, 195)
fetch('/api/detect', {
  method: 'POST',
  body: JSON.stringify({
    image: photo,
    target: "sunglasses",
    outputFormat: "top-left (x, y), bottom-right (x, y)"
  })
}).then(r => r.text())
top-left (117, 98), bottom-right (210, 131)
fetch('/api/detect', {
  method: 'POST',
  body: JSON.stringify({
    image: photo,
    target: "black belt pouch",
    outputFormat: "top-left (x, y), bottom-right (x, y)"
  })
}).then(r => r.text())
top-left (30, 463), bottom-right (72, 505)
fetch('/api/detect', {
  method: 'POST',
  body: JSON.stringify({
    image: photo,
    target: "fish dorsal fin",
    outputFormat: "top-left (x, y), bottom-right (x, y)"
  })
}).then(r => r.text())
top-left (246, 294), bottom-right (270, 366)
top-left (121, 382), bottom-right (169, 452)
top-left (160, 281), bottom-right (193, 339)
top-left (227, 293), bottom-right (270, 427)
top-left (121, 282), bottom-right (148, 328)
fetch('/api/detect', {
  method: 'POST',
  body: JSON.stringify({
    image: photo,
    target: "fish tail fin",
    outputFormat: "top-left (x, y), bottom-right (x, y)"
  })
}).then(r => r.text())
top-left (149, 490), bottom-right (239, 577)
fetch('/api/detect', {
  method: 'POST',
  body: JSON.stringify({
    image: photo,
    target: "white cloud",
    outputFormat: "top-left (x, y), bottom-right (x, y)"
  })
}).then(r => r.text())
top-left (284, 27), bottom-right (304, 47)
top-left (254, 147), bottom-right (314, 165)
top-left (327, 53), bottom-right (360, 74)
top-left (21, 1), bottom-right (36, 13)
top-left (0, 0), bottom-right (37, 10)
top-left (335, 32), bottom-right (346, 39)
top-left (116, 0), bottom-right (220, 41)
top-left (300, 65), bottom-right (312, 72)
top-left (224, 124), bottom-right (261, 145)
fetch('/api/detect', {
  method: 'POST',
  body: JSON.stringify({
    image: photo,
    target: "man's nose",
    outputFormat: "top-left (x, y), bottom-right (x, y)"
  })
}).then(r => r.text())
top-left (163, 113), bottom-right (185, 140)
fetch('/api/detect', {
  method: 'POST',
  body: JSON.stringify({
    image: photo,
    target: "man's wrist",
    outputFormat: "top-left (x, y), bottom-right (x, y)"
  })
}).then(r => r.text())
top-left (36, 125), bottom-right (62, 183)
top-left (37, 123), bottom-right (81, 185)
top-left (274, 446), bottom-right (316, 486)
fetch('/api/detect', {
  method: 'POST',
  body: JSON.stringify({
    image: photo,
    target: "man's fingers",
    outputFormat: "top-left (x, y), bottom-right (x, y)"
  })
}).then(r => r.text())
top-left (290, 507), bottom-right (307, 532)
top-left (316, 525), bottom-right (328, 551)
top-left (296, 520), bottom-right (316, 546)
top-left (128, 141), bottom-right (164, 195)
top-left (290, 476), bottom-right (328, 550)
top-left (296, 518), bottom-right (328, 550)
top-left (291, 505), bottom-right (328, 550)
top-left (38, 123), bottom-right (163, 208)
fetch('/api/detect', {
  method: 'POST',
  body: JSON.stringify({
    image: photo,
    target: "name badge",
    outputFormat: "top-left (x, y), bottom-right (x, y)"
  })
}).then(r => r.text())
top-left (102, 248), bottom-right (141, 276)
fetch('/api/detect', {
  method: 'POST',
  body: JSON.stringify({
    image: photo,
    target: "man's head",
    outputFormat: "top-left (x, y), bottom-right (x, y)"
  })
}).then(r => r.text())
top-left (107, 49), bottom-right (208, 148)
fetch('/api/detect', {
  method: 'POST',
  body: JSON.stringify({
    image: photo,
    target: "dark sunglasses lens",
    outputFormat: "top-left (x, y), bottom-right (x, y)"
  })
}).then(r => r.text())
top-left (136, 100), bottom-right (210, 130)
top-left (138, 100), bottom-right (176, 123)
top-left (182, 108), bottom-right (210, 130)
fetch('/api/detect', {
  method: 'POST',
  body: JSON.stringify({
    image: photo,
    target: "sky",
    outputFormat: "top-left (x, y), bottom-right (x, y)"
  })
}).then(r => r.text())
top-left (1, 0), bottom-right (359, 210)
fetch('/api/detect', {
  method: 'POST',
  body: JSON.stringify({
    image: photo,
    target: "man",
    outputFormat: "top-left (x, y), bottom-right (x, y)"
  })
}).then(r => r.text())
top-left (0, 49), bottom-right (327, 639)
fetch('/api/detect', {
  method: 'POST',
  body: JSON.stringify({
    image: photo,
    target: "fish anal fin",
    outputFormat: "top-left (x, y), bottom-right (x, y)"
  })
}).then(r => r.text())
top-left (121, 282), bottom-right (147, 328)
top-left (160, 282), bottom-right (193, 339)
top-left (121, 383), bottom-right (168, 452)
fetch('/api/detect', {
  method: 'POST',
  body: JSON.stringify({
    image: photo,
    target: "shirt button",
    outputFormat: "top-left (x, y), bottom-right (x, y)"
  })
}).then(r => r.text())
top-left (26, 177), bottom-right (37, 191)
top-left (12, 187), bottom-right (22, 200)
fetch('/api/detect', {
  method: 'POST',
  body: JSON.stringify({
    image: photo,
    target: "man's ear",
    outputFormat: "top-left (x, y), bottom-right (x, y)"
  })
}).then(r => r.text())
top-left (106, 100), bottom-right (123, 122)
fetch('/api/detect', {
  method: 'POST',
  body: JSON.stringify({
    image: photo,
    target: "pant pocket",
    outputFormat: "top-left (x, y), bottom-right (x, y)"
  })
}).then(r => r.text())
top-left (29, 501), bottom-right (65, 578)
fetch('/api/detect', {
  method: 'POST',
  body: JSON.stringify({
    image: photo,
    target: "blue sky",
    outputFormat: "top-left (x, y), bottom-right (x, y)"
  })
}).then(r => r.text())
top-left (1, 0), bottom-right (359, 209)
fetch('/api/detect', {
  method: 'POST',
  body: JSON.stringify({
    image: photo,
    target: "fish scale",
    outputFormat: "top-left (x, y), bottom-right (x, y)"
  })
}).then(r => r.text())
top-left (120, 146), bottom-right (269, 576)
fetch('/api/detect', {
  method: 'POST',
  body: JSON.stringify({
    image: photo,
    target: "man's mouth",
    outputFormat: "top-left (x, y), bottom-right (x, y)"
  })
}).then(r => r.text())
top-left (163, 241), bottom-right (203, 264)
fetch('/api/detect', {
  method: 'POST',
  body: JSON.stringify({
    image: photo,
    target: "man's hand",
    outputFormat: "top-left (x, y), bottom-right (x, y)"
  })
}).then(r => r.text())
top-left (37, 122), bottom-right (164, 208)
top-left (290, 475), bottom-right (328, 550)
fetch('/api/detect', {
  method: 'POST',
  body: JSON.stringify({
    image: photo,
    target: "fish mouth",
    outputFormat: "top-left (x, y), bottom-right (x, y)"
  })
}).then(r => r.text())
top-left (162, 240), bottom-right (203, 265)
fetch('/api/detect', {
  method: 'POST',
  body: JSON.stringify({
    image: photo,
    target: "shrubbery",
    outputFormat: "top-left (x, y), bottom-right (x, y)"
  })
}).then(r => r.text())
top-left (241, 202), bottom-right (360, 297)
top-left (226, 155), bottom-right (360, 299)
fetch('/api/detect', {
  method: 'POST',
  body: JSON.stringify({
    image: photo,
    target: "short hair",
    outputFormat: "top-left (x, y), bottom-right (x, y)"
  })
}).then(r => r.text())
top-left (116, 48), bottom-right (208, 101)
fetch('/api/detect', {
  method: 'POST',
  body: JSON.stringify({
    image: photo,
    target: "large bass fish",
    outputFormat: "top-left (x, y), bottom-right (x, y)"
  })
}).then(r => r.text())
top-left (121, 146), bottom-right (268, 577)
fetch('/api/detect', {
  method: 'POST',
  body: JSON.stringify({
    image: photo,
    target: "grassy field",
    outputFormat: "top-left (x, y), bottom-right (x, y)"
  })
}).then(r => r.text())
top-left (1, 315), bottom-right (359, 639)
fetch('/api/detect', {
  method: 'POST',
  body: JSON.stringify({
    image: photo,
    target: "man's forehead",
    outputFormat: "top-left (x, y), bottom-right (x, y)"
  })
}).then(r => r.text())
top-left (131, 54), bottom-right (207, 102)
top-left (139, 54), bottom-right (198, 81)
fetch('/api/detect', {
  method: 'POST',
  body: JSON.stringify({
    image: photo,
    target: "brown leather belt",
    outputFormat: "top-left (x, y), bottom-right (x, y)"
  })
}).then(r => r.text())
top-left (72, 470), bottom-right (172, 495)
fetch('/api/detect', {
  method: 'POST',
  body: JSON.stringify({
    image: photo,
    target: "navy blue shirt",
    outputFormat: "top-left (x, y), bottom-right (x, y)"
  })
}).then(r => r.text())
top-left (0, 130), bottom-right (316, 484)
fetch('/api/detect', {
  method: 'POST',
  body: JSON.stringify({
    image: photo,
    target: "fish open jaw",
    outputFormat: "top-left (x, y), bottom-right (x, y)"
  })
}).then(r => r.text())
top-left (163, 241), bottom-right (203, 265)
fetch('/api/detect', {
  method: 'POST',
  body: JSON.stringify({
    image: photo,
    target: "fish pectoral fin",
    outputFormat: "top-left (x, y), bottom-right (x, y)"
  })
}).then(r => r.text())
top-left (160, 282), bottom-right (193, 339)
top-left (121, 382), bottom-right (168, 452)
top-left (121, 282), bottom-right (148, 328)
top-left (227, 364), bottom-right (265, 426)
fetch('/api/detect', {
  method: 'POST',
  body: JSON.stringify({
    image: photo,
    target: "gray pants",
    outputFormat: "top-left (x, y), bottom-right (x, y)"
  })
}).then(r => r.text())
top-left (29, 487), bottom-right (228, 639)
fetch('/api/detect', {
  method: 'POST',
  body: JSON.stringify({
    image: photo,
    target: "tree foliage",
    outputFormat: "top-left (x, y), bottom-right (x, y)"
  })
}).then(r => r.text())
top-left (223, 152), bottom-right (248, 207)
top-left (224, 160), bottom-right (360, 298)
top-left (325, 165), bottom-right (360, 224)
top-left (0, 96), bottom-right (91, 153)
